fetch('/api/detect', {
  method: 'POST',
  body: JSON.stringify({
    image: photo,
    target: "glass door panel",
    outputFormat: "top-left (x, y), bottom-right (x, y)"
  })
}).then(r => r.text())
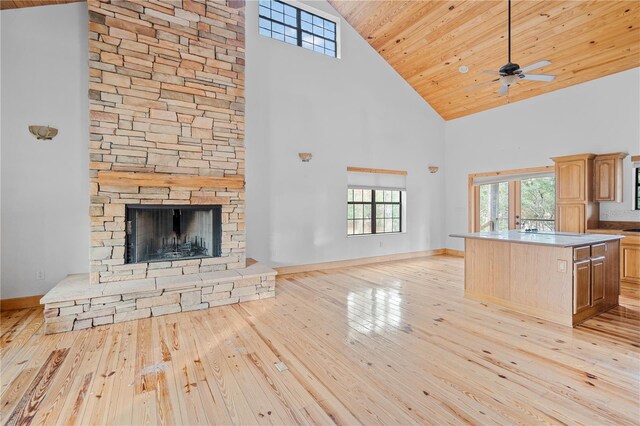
top-left (478, 182), bottom-right (509, 231)
top-left (518, 176), bottom-right (556, 231)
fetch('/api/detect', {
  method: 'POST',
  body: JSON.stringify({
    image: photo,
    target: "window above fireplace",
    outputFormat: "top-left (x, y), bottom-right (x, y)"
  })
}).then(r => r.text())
top-left (125, 205), bottom-right (222, 264)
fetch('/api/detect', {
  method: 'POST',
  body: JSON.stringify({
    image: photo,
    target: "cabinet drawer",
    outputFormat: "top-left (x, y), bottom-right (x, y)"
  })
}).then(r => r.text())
top-left (574, 246), bottom-right (591, 261)
top-left (591, 243), bottom-right (606, 258)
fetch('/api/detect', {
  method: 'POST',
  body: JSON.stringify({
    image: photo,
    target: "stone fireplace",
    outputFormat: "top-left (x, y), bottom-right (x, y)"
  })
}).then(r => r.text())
top-left (40, 0), bottom-right (276, 334)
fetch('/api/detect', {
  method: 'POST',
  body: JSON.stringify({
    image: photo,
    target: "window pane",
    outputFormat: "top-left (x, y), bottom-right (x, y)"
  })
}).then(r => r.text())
top-left (284, 4), bottom-right (296, 16)
top-left (385, 204), bottom-right (392, 217)
top-left (375, 190), bottom-right (384, 201)
top-left (355, 220), bottom-right (363, 234)
top-left (272, 32), bottom-right (284, 41)
top-left (385, 219), bottom-right (393, 233)
top-left (272, 11), bottom-right (284, 23)
top-left (384, 191), bottom-right (391, 202)
top-left (376, 205), bottom-right (384, 218)
top-left (285, 15), bottom-right (296, 27)
top-left (324, 20), bottom-right (335, 32)
top-left (363, 190), bottom-right (371, 202)
top-left (347, 205), bottom-right (354, 219)
top-left (313, 25), bottom-right (324, 37)
top-left (347, 220), bottom-right (354, 235)
top-left (259, 6), bottom-right (270, 18)
top-left (353, 189), bottom-right (362, 202)
top-left (347, 189), bottom-right (353, 202)
top-left (364, 220), bottom-right (371, 234)
top-left (301, 21), bottom-right (312, 32)
top-left (392, 205), bottom-right (399, 217)
top-left (272, 1), bottom-right (284, 12)
top-left (313, 15), bottom-right (322, 26)
top-left (259, 17), bottom-right (271, 29)
top-left (364, 204), bottom-right (371, 219)
top-left (301, 11), bottom-right (312, 22)
top-left (259, 27), bottom-right (271, 37)
top-left (391, 191), bottom-right (400, 202)
top-left (376, 219), bottom-right (384, 231)
top-left (302, 42), bottom-right (313, 50)
top-left (392, 219), bottom-right (400, 232)
top-left (354, 204), bottom-right (363, 219)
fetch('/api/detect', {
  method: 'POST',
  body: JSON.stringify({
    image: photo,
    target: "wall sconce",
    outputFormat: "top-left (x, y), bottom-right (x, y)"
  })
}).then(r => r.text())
top-left (428, 165), bottom-right (439, 174)
top-left (298, 152), bottom-right (312, 162)
top-left (29, 125), bottom-right (58, 140)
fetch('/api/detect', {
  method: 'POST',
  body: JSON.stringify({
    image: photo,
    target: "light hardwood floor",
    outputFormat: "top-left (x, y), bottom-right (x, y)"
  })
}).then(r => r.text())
top-left (2, 256), bottom-right (639, 425)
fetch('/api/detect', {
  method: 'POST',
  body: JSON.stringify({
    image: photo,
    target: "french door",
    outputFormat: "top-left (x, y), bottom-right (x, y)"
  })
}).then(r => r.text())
top-left (470, 169), bottom-right (556, 232)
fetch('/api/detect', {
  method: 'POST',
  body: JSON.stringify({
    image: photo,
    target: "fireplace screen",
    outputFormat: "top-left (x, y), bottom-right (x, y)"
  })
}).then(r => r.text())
top-left (125, 205), bottom-right (222, 264)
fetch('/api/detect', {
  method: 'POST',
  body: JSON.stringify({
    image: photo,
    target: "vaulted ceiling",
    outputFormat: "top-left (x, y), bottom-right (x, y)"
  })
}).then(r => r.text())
top-left (0, 0), bottom-right (82, 10)
top-left (328, 0), bottom-right (640, 120)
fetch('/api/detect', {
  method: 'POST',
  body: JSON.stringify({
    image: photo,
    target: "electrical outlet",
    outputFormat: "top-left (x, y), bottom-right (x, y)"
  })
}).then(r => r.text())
top-left (36, 271), bottom-right (45, 280)
top-left (557, 260), bottom-right (567, 273)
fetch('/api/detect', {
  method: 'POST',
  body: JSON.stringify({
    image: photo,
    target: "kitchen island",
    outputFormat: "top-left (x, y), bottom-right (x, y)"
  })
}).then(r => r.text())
top-left (450, 231), bottom-right (624, 326)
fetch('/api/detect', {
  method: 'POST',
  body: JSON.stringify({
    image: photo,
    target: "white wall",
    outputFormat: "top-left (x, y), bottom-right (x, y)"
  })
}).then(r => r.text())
top-left (445, 68), bottom-right (640, 250)
top-left (245, 0), bottom-right (446, 267)
top-left (1, 3), bottom-right (89, 298)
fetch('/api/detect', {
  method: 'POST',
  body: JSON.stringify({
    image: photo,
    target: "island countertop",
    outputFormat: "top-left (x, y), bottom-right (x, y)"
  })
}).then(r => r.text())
top-left (450, 230), bottom-right (624, 247)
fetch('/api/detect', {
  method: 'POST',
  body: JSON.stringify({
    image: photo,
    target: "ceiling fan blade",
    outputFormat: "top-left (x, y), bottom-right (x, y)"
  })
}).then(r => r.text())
top-left (481, 70), bottom-right (501, 75)
top-left (498, 85), bottom-right (509, 96)
top-left (522, 73), bottom-right (556, 82)
top-left (519, 60), bottom-right (551, 73)
top-left (465, 78), bottom-right (500, 92)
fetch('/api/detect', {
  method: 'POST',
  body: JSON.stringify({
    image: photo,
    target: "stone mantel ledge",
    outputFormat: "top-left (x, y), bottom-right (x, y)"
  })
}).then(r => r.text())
top-left (41, 263), bottom-right (276, 304)
top-left (41, 263), bottom-right (276, 334)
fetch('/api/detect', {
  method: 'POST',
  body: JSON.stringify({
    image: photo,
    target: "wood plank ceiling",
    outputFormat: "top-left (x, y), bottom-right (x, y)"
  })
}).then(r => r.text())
top-left (0, 0), bottom-right (82, 10)
top-left (328, 0), bottom-right (640, 120)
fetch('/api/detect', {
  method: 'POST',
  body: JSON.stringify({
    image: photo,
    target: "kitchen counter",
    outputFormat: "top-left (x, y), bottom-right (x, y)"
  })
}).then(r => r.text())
top-left (450, 230), bottom-right (623, 247)
top-left (453, 231), bottom-right (621, 327)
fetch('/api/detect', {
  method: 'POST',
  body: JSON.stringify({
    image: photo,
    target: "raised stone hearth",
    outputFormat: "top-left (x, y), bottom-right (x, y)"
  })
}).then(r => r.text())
top-left (41, 262), bottom-right (276, 334)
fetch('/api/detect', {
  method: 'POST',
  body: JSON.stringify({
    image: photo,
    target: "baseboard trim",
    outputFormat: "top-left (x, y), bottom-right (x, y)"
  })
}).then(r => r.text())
top-left (444, 249), bottom-right (465, 257)
top-left (275, 249), bottom-right (447, 275)
top-left (1, 295), bottom-right (43, 311)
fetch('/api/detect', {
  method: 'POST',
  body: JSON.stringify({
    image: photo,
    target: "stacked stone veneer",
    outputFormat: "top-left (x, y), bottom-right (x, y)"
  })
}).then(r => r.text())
top-left (88, 0), bottom-right (246, 284)
top-left (41, 264), bottom-right (275, 334)
top-left (40, 0), bottom-right (277, 334)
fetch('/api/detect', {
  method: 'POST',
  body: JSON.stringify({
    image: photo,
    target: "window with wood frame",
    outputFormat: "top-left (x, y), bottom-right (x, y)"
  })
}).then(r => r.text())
top-left (469, 167), bottom-right (556, 232)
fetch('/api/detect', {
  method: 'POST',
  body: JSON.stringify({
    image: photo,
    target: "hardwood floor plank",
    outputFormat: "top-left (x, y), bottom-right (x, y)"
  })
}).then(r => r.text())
top-left (1, 256), bottom-right (638, 425)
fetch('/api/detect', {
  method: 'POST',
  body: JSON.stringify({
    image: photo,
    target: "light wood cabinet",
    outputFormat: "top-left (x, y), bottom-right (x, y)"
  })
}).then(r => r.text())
top-left (621, 242), bottom-right (640, 285)
top-left (572, 241), bottom-right (619, 322)
top-left (591, 256), bottom-right (606, 306)
top-left (551, 153), bottom-right (599, 233)
top-left (558, 204), bottom-right (586, 233)
top-left (573, 259), bottom-right (591, 314)
top-left (594, 153), bottom-right (626, 202)
top-left (557, 160), bottom-right (586, 202)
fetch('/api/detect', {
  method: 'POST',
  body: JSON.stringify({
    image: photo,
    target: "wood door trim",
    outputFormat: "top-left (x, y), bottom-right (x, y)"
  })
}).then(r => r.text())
top-left (347, 166), bottom-right (408, 176)
top-left (468, 165), bottom-right (553, 180)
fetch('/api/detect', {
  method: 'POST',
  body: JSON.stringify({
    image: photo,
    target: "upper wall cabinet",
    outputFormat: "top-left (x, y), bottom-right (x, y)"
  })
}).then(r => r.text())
top-left (594, 152), bottom-right (627, 202)
top-left (552, 153), bottom-right (599, 233)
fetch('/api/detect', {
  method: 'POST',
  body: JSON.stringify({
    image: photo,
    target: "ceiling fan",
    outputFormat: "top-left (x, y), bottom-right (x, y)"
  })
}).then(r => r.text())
top-left (467, 0), bottom-right (556, 96)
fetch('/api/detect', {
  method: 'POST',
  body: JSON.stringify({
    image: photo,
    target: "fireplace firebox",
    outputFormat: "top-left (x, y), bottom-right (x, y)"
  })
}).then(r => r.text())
top-left (125, 205), bottom-right (222, 264)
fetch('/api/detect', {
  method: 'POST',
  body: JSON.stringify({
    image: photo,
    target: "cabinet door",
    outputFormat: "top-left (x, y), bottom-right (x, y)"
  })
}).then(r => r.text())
top-left (594, 158), bottom-right (615, 201)
top-left (557, 160), bottom-right (585, 202)
top-left (573, 259), bottom-right (591, 314)
top-left (591, 256), bottom-right (605, 306)
top-left (557, 204), bottom-right (585, 233)
top-left (621, 243), bottom-right (640, 285)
